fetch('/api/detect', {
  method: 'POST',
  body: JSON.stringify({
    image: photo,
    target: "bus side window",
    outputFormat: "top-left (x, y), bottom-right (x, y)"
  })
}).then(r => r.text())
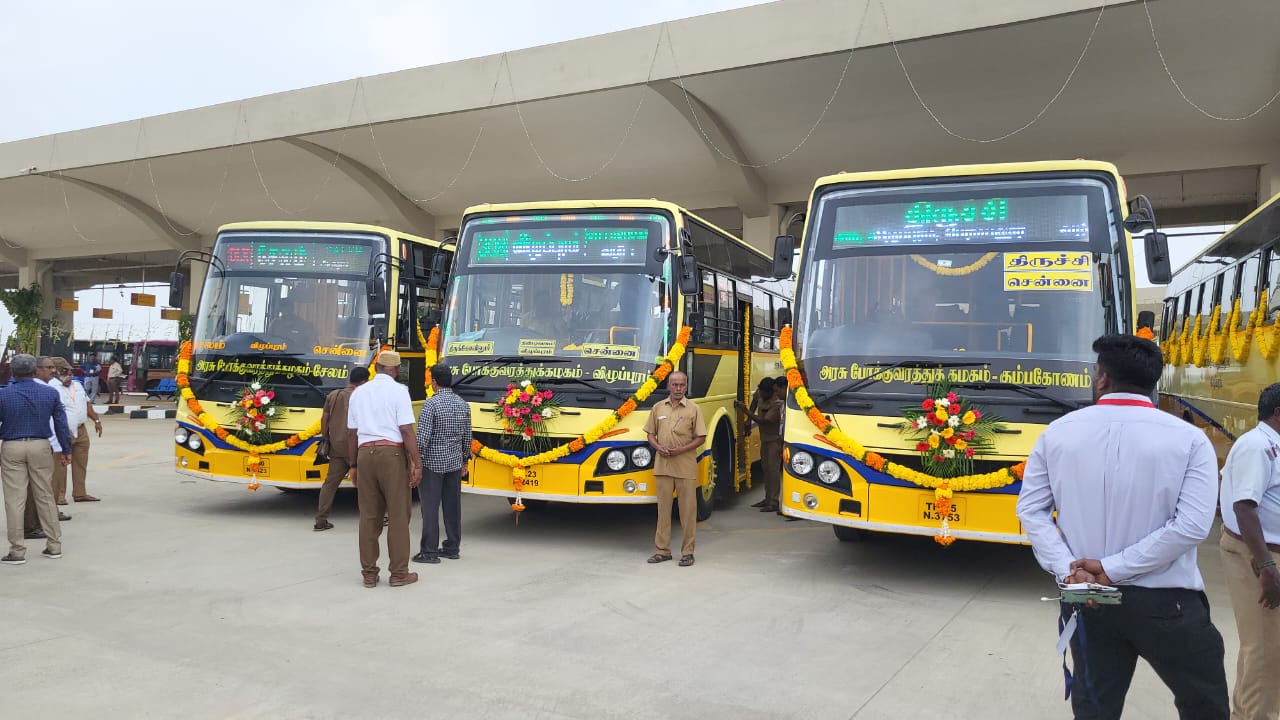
top-left (717, 274), bottom-right (737, 347)
top-left (752, 289), bottom-right (772, 351)
top-left (1240, 254), bottom-right (1262, 322)
top-left (1161, 299), bottom-right (1175, 341)
top-left (698, 270), bottom-right (717, 345)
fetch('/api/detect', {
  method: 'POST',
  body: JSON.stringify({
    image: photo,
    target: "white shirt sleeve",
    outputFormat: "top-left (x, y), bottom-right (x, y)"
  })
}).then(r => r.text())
top-left (1222, 436), bottom-right (1271, 507)
top-left (1102, 436), bottom-right (1219, 583)
top-left (1016, 436), bottom-right (1075, 580)
top-left (395, 386), bottom-right (414, 427)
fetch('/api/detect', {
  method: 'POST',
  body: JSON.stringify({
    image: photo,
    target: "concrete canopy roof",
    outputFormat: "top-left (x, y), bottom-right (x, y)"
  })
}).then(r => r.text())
top-left (0, 0), bottom-right (1277, 290)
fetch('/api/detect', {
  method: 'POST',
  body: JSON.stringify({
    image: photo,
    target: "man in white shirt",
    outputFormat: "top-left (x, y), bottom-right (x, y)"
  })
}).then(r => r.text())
top-left (52, 357), bottom-right (103, 504)
top-left (1219, 382), bottom-right (1280, 720)
top-left (346, 351), bottom-right (421, 589)
top-left (1016, 334), bottom-right (1227, 720)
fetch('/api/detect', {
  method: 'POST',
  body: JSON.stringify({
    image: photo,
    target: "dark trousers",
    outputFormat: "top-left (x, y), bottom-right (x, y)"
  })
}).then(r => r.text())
top-left (419, 468), bottom-right (461, 557)
top-left (1061, 586), bottom-right (1228, 720)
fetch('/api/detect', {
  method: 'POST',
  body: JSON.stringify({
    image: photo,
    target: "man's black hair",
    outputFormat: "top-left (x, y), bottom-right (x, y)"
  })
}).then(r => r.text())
top-left (1092, 334), bottom-right (1162, 393)
top-left (756, 376), bottom-right (775, 392)
top-left (430, 363), bottom-right (453, 388)
top-left (349, 366), bottom-right (369, 384)
top-left (1258, 382), bottom-right (1280, 421)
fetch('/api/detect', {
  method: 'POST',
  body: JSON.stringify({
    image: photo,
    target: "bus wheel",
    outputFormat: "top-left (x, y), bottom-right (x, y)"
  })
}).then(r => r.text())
top-left (833, 525), bottom-right (867, 542)
top-left (696, 457), bottom-right (717, 522)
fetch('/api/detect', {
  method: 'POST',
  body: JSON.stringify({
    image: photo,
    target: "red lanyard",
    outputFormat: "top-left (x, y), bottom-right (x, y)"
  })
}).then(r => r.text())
top-left (1095, 397), bottom-right (1154, 408)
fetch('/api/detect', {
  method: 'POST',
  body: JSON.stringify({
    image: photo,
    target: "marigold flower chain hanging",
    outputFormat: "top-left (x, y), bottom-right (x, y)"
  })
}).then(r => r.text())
top-left (1161, 290), bottom-right (1280, 367)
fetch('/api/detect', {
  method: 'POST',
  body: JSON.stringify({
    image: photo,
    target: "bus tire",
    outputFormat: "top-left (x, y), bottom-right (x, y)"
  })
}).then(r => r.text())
top-left (833, 524), bottom-right (868, 542)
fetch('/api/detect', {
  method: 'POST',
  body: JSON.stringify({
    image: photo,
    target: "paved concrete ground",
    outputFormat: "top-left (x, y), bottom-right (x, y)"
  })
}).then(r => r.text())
top-left (1, 417), bottom-right (1242, 719)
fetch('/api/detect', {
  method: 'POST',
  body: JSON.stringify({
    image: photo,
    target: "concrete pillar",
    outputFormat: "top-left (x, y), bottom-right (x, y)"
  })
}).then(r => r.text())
top-left (1260, 162), bottom-right (1280, 203)
top-left (14, 261), bottom-right (52, 355)
top-left (741, 205), bottom-right (786, 255)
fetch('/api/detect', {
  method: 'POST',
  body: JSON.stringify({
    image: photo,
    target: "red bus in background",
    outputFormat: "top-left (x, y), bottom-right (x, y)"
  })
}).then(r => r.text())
top-left (70, 340), bottom-right (178, 393)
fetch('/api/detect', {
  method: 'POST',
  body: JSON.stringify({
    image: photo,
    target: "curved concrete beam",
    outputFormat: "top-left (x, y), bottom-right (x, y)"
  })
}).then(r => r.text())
top-left (280, 138), bottom-right (435, 237)
top-left (648, 79), bottom-right (768, 218)
top-left (44, 173), bottom-right (200, 252)
top-left (0, 236), bottom-right (29, 266)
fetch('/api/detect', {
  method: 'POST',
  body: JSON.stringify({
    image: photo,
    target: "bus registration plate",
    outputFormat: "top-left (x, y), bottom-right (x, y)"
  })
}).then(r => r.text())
top-left (244, 458), bottom-right (269, 476)
top-left (919, 497), bottom-right (964, 525)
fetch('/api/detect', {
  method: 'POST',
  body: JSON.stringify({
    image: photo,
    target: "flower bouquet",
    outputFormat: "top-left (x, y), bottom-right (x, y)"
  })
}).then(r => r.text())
top-left (234, 378), bottom-right (279, 445)
top-left (494, 379), bottom-right (561, 451)
top-left (900, 381), bottom-right (1003, 478)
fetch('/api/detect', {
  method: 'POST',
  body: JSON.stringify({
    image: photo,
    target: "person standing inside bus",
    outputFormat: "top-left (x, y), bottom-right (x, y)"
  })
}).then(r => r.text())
top-left (1016, 334), bottom-right (1227, 720)
top-left (1, 354), bottom-right (73, 566)
top-left (736, 377), bottom-right (782, 513)
top-left (52, 357), bottom-right (102, 503)
top-left (413, 363), bottom-right (472, 564)
top-left (80, 352), bottom-right (101, 402)
top-left (645, 371), bottom-right (706, 567)
top-left (313, 366), bottom-right (369, 532)
top-left (1219, 382), bottom-right (1280, 720)
top-left (346, 351), bottom-right (421, 588)
top-left (107, 357), bottom-right (123, 405)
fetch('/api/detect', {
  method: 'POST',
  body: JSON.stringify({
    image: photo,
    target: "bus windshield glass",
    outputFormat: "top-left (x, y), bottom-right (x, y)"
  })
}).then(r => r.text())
top-left (445, 213), bottom-right (672, 389)
top-left (191, 231), bottom-right (383, 388)
top-left (799, 176), bottom-right (1119, 396)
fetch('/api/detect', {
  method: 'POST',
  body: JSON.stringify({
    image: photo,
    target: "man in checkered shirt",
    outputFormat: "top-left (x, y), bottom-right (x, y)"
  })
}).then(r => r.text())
top-left (414, 364), bottom-right (472, 564)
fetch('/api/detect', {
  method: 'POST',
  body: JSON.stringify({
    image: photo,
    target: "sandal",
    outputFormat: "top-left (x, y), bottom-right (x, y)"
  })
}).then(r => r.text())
top-left (678, 555), bottom-right (695, 567)
top-left (647, 553), bottom-right (672, 564)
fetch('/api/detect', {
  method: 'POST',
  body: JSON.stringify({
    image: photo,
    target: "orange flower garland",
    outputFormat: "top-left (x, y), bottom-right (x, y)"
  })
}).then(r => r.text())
top-left (470, 326), bottom-right (693, 511)
top-left (175, 340), bottom-right (325, 487)
top-left (779, 325), bottom-right (1025, 543)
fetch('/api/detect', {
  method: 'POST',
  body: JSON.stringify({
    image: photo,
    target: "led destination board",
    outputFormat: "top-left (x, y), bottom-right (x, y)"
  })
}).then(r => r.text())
top-left (831, 192), bottom-right (1091, 248)
top-left (471, 226), bottom-right (650, 266)
top-left (221, 239), bottom-right (371, 272)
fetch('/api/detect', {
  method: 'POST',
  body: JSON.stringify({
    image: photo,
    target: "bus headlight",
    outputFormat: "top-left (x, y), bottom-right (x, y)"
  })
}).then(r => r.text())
top-left (622, 479), bottom-right (638, 494)
top-left (630, 446), bottom-right (652, 468)
top-left (605, 450), bottom-right (627, 472)
top-left (790, 450), bottom-right (814, 476)
top-left (817, 460), bottom-right (841, 485)
top-left (174, 428), bottom-right (190, 445)
top-left (186, 435), bottom-right (203, 451)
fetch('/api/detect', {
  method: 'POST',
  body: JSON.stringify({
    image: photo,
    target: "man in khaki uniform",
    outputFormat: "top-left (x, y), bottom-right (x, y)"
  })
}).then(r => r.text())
top-left (644, 371), bottom-right (706, 567)
top-left (737, 377), bottom-right (782, 513)
top-left (314, 366), bottom-right (368, 531)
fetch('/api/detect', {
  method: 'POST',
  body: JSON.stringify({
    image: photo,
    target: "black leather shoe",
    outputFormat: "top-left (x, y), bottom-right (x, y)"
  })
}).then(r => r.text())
top-left (441, 551), bottom-right (460, 560)
top-left (24, 529), bottom-right (46, 540)
top-left (412, 552), bottom-right (440, 564)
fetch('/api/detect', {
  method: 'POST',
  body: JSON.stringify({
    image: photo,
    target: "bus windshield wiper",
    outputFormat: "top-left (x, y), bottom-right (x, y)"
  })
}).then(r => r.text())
top-left (540, 376), bottom-right (631, 402)
top-left (453, 356), bottom-right (569, 387)
top-left (949, 381), bottom-right (1086, 413)
top-left (811, 360), bottom-right (988, 405)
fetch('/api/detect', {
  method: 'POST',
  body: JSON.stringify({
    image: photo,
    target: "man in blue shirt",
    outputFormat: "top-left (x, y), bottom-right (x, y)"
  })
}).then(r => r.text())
top-left (80, 352), bottom-right (101, 403)
top-left (1, 354), bottom-right (74, 565)
top-left (1017, 335), bottom-right (1227, 719)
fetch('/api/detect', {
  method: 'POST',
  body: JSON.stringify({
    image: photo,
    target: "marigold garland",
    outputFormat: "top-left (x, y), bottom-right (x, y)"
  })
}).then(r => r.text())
top-left (176, 341), bottom-right (324, 487)
top-left (470, 326), bottom-right (693, 511)
top-left (779, 325), bottom-right (1025, 544)
top-left (1162, 291), bottom-right (1279, 367)
top-left (909, 252), bottom-right (998, 277)
top-left (416, 320), bottom-right (439, 398)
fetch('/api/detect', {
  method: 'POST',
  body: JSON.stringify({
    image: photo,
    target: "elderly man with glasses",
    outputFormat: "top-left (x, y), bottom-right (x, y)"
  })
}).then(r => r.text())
top-left (50, 357), bottom-right (102, 504)
top-left (2, 354), bottom-right (73, 565)
top-left (22, 358), bottom-right (73, 539)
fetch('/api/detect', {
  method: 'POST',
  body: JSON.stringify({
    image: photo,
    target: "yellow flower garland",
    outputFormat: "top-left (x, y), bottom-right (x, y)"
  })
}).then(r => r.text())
top-left (471, 327), bottom-right (692, 507)
top-left (910, 252), bottom-right (998, 277)
top-left (560, 273), bottom-right (574, 306)
top-left (1162, 291), bottom-right (1278, 367)
top-left (415, 320), bottom-right (439, 398)
top-left (737, 304), bottom-right (751, 492)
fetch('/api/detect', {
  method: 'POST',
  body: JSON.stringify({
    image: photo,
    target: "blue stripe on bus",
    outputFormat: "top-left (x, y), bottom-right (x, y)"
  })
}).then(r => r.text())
top-left (1170, 396), bottom-right (1237, 442)
top-left (790, 441), bottom-right (1023, 495)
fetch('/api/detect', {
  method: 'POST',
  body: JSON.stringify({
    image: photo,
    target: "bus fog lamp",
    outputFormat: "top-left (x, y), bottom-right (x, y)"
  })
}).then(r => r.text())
top-left (179, 457), bottom-right (189, 468)
top-left (803, 493), bottom-right (819, 510)
top-left (630, 446), bottom-right (652, 468)
top-left (186, 435), bottom-right (203, 451)
top-left (174, 428), bottom-right (190, 444)
top-left (817, 460), bottom-right (841, 485)
top-left (623, 479), bottom-right (638, 494)
top-left (790, 451), bottom-right (814, 476)
top-left (605, 450), bottom-right (626, 471)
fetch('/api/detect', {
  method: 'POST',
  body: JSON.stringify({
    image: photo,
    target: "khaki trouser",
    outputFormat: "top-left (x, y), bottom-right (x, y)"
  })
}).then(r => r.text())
top-left (761, 439), bottom-right (783, 504)
top-left (53, 424), bottom-right (90, 502)
top-left (1220, 530), bottom-right (1280, 720)
top-left (315, 454), bottom-right (350, 523)
top-left (356, 445), bottom-right (411, 577)
top-left (655, 473), bottom-right (697, 558)
top-left (3, 439), bottom-right (61, 557)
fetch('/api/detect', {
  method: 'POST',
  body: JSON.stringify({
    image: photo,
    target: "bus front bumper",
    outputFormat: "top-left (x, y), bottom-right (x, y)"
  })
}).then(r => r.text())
top-left (174, 446), bottom-right (338, 490)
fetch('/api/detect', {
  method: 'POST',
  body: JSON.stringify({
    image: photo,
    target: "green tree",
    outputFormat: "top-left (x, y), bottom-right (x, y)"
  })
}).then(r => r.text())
top-left (178, 312), bottom-right (195, 344)
top-left (0, 283), bottom-right (44, 354)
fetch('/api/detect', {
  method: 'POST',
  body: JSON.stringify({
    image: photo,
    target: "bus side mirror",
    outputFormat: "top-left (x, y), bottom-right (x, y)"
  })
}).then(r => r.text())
top-left (168, 271), bottom-right (185, 309)
top-left (772, 235), bottom-right (795, 279)
top-left (367, 277), bottom-right (387, 316)
top-left (777, 307), bottom-right (792, 327)
top-left (1144, 231), bottom-right (1172, 285)
top-left (427, 250), bottom-right (449, 291)
top-left (678, 254), bottom-right (700, 296)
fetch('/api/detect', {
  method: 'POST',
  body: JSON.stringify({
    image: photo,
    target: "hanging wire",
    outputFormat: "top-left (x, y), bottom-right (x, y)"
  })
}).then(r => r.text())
top-left (883, 0), bottom-right (1106, 143)
top-left (662, 0), bottom-right (867, 168)
top-left (141, 116), bottom-right (232, 236)
top-left (1142, 0), bottom-right (1280, 122)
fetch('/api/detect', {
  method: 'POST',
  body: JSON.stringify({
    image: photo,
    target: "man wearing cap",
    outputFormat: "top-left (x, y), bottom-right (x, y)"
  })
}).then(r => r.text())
top-left (346, 350), bottom-right (421, 588)
top-left (51, 356), bottom-right (103, 504)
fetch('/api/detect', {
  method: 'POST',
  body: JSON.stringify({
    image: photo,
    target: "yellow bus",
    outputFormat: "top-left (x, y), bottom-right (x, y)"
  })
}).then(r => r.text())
top-left (170, 221), bottom-right (452, 489)
top-left (774, 161), bottom-right (1169, 544)
top-left (1159, 191), bottom-right (1280, 464)
top-left (443, 200), bottom-right (792, 519)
